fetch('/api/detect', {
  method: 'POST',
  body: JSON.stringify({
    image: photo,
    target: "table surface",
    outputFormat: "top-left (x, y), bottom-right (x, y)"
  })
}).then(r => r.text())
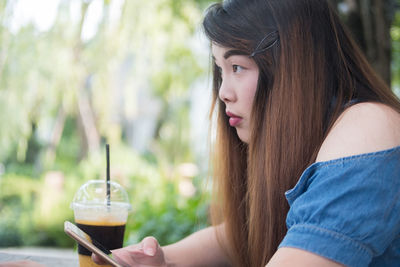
top-left (0, 248), bottom-right (79, 267)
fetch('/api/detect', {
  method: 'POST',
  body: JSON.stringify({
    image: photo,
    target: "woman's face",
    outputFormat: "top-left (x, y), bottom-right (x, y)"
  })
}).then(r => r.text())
top-left (212, 43), bottom-right (259, 143)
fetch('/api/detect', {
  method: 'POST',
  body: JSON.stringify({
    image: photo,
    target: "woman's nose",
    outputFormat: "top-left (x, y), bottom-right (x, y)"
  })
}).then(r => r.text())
top-left (218, 79), bottom-right (236, 103)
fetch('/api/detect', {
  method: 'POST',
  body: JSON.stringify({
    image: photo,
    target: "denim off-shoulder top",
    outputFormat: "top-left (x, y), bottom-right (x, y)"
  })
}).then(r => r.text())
top-left (279, 146), bottom-right (400, 266)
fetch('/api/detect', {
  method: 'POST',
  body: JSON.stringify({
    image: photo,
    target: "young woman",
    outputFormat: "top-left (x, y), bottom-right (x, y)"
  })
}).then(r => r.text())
top-left (92, 0), bottom-right (400, 266)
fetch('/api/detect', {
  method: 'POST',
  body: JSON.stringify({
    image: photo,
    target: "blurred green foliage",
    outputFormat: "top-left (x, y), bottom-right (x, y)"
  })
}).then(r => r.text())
top-left (392, 9), bottom-right (400, 97)
top-left (1, 138), bottom-right (211, 248)
top-left (0, 142), bottom-right (210, 247)
top-left (0, 0), bottom-right (213, 249)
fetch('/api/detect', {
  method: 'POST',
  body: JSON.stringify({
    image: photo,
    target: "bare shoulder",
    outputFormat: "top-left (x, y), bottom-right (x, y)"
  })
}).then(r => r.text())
top-left (316, 102), bottom-right (400, 162)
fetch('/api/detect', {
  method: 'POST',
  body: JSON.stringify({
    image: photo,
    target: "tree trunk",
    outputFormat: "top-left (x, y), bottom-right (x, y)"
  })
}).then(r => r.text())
top-left (73, 2), bottom-right (100, 159)
top-left (331, 0), bottom-right (394, 85)
top-left (45, 106), bottom-right (66, 163)
top-left (372, 0), bottom-right (392, 84)
top-left (77, 82), bottom-right (100, 158)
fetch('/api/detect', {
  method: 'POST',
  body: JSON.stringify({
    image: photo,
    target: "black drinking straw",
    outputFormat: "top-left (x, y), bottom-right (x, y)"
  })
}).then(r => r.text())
top-left (106, 144), bottom-right (111, 207)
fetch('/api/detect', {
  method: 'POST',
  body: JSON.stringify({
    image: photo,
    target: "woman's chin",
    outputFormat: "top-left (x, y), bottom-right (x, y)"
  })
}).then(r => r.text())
top-left (236, 129), bottom-right (249, 144)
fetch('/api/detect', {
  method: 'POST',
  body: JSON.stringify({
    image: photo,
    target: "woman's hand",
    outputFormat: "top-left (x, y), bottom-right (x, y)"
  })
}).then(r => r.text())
top-left (92, 236), bottom-right (167, 267)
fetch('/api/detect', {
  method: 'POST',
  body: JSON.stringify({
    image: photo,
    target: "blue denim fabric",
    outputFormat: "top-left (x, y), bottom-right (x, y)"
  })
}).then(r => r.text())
top-left (279, 146), bottom-right (400, 267)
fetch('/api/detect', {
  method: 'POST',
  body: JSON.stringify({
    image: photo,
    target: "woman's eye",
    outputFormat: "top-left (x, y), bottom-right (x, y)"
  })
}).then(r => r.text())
top-left (233, 65), bottom-right (243, 73)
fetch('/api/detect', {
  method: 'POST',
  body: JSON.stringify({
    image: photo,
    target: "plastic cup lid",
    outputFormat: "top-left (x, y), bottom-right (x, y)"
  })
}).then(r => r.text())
top-left (71, 180), bottom-right (131, 211)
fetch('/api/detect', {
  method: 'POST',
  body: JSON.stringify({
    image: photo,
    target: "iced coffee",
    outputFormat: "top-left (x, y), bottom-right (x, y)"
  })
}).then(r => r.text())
top-left (72, 180), bottom-right (131, 267)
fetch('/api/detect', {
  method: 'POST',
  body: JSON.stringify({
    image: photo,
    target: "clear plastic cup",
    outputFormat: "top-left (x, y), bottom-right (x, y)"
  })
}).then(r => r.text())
top-left (71, 180), bottom-right (131, 267)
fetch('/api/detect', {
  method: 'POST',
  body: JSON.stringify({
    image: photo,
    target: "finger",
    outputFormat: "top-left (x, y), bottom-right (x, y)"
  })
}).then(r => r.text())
top-left (92, 253), bottom-right (108, 265)
top-left (113, 243), bottom-right (143, 255)
top-left (141, 236), bottom-right (159, 256)
top-left (110, 239), bottom-right (163, 266)
top-left (111, 249), bottom-right (134, 267)
top-left (112, 248), bottom-right (161, 266)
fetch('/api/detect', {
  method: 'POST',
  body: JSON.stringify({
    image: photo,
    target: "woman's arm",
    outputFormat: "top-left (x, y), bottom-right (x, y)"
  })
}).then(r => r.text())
top-left (163, 225), bottom-right (231, 266)
top-left (93, 225), bottom-right (231, 267)
top-left (267, 248), bottom-right (344, 267)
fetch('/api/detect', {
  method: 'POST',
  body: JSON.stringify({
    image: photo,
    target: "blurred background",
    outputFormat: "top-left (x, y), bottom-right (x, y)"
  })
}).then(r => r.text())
top-left (1, 0), bottom-right (400, 251)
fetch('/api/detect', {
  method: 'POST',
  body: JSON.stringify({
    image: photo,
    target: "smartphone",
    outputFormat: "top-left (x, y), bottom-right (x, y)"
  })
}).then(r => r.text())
top-left (64, 221), bottom-right (124, 267)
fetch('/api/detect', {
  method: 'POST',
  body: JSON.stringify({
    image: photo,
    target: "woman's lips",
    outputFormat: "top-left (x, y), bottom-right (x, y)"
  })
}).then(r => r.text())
top-left (226, 111), bottom-right (243, 127)
top-left (229, 117), bottom-right (242, 126)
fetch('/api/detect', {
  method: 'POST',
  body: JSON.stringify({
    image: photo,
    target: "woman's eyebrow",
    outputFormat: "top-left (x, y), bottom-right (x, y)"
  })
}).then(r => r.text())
top-left (224, 49), bottom-right (248, 59)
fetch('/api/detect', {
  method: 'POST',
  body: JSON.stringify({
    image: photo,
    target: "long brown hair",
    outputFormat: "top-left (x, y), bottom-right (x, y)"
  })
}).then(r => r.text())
top-left (203, 0), bottom-right (400, 266)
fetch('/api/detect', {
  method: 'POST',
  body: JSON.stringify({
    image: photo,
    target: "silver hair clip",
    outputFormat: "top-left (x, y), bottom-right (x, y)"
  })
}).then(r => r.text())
top-left (249, 30), bottom-right (279, 57)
